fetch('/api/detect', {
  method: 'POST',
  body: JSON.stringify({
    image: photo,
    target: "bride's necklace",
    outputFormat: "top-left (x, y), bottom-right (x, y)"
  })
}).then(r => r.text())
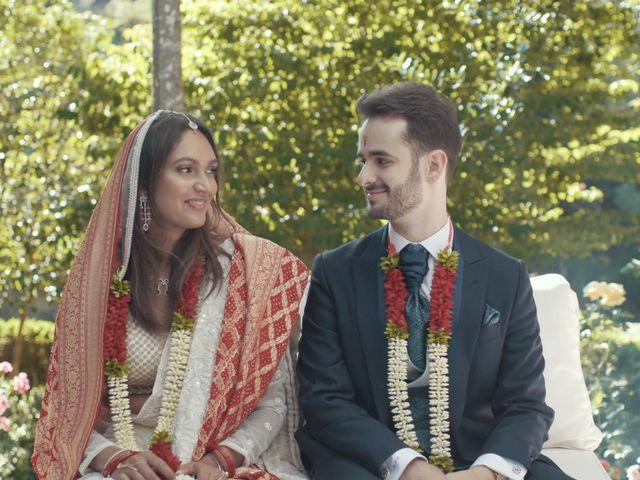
top-left (104, 261), bottom-right (204, 471)
top-left (156, 277), bottom-right (169, 296)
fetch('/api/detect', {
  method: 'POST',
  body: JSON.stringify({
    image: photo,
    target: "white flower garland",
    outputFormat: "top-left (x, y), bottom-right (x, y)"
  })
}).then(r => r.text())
top-left (382, 222), bottom-right (457, 472)
top-left (108, 375), bottom-right (137, 450)
top-left (109, 322), bottom-right (195, 451)
top-left (387, 336), bottom-right (421, 450)
top-left (427, 344), bottom-right (451, 458)
top-left (156, 328), bottom-right (194, 434)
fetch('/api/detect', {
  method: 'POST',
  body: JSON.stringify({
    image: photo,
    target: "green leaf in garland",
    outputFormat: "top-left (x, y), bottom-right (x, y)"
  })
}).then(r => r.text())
top-left (428, 331), bottom-right (451, 346)
top-left (105, 359), bottom-right (128, 378)
top-left (380, 253), bottom-right (400, 271)
top-left (436, 250), bottom-right (459, 272)
top-left (172, 311), bottom-right (195, 331)
top-left (110, 274), bottom-right (131, 298)
top-left (150, 430), bottom-right (172, 445)
top-left (385, 323), bottom-right (409, 340)
top-left (429, 455), bottom-right (454, 473)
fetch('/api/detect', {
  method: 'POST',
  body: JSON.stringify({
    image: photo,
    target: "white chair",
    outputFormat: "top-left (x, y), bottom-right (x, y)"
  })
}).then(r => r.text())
top-left (531, 274), bottom-right (611, 480)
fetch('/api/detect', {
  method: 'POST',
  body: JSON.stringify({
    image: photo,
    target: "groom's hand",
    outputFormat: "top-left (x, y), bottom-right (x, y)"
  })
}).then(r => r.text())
top-left (400, 458), bottom-right (446, 479)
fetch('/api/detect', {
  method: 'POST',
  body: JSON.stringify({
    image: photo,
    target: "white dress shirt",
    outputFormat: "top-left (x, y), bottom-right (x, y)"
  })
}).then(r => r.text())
top-left (381, 221), bottom-right (526, 480)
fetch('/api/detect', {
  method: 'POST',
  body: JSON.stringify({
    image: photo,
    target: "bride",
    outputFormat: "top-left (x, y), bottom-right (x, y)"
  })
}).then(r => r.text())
top-left (32, 111), bottom-right (310, 480)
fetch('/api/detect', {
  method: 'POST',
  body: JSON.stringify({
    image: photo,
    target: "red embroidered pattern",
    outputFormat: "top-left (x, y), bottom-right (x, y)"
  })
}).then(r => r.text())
top-left (193, 249), bottom-right (309, 480)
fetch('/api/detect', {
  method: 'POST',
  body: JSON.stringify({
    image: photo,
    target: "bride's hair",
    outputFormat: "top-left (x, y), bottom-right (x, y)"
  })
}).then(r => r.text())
top-left (129, 111), bottom-right (229, 332)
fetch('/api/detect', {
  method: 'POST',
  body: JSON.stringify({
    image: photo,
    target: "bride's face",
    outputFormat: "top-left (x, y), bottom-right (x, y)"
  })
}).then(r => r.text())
top-left (148, 130), bottom-right (218, 245)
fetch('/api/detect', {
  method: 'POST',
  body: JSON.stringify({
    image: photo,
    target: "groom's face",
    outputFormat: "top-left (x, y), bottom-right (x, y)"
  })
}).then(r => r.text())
top-left (357, 116), bottom-right (423, 221)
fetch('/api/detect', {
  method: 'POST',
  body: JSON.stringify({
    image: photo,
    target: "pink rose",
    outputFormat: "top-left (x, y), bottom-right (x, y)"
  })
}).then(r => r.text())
top-left (0, 416), bottom-right (10, 432)
top-left (0, 395), bottom-right (8, 416)
top-left (0, 361), bottom-right (13, 373)
top-left (12, 372), bottom-right (30, 394)
top-left (627, 465), bottom-right (640, 480)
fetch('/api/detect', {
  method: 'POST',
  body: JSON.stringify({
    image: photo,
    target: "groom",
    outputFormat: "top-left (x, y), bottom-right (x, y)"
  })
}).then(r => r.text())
top-left (296, 82), bottom-right (572, 480)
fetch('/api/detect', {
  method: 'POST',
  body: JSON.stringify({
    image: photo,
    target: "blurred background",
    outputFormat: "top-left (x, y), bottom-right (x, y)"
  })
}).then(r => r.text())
top-left (0, 0), bottom-right (638, 478)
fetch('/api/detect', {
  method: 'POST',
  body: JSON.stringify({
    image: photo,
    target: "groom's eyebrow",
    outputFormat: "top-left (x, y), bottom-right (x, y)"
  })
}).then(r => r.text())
top-left (358, 149), bottom-right (397, 159)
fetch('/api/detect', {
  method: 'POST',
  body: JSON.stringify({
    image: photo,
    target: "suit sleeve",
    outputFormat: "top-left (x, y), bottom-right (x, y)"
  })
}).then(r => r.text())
top-left (296, 252), bottom-right (407, 474)
top-left (481, 260), bottom-right (554, 467)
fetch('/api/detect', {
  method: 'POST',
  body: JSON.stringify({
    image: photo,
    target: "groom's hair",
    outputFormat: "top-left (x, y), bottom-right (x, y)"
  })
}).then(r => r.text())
top-left (356, 82), bottom-right (462, 182)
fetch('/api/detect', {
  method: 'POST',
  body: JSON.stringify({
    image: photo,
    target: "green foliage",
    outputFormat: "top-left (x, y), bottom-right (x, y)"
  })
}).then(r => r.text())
top-left (72, 0), bottom-right (151, 24)
top-left (178, 0), bottom-right (640, 263)
top-left (581, 301), bottom-right (640, 471)
top-left (1, 0), bottom-right (638, 314)
top-left (0, 0), bottom-right (150, 316)
top-left (622, 258), bottom-right (640, 279)
top-left (0, 371), bottom-right (42, 480)
top-left (0, 319), bottom-right (54, 385)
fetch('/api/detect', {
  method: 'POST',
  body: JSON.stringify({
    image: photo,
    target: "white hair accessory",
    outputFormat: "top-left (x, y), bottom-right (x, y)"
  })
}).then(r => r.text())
top-left (173, 110), bottom-right (198, 130)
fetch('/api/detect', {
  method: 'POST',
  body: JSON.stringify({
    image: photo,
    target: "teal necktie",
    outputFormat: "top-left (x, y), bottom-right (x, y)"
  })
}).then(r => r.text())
top-left (399, 244), bottom-right (430, 371)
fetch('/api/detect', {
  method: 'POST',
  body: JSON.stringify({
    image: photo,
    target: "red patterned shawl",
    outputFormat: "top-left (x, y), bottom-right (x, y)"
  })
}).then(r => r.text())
top-left (31, 117), bottom-right (309, 480)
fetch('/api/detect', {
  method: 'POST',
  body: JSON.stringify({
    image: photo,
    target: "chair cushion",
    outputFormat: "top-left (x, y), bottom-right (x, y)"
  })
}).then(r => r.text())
top-left (531, 274), bottom-right (603, 450)
top-left (542, 448), bottom-right (611, 479)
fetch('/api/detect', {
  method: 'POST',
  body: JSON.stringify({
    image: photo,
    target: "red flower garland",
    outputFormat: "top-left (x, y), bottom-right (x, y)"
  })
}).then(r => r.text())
top-left (175, 261), bottom-right (204, 319)
top-left (150, 437), bottom-right (182, 471)
top-left (384, 267), bottom-right (410, 330)
top-left (103, 260), bottom-right (205, 471)
top-left (381, 228), bottom-right (458, 473)
top-left (104, 277), bottom-right (131, 366)
top-left (429, 262), bottom-right (457, 336)
top-left (382, 242), bottom-right (409, 331)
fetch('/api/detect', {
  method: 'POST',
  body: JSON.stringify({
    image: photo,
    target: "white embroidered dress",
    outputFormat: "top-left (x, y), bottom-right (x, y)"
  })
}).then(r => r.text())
top-left (79, 240), bottom-right (308, 479)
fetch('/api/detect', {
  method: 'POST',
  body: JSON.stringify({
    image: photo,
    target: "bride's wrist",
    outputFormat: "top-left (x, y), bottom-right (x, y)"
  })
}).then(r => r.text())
top-left (218, 446), bottom-right (244, 468)
top-left (202, 452), bottom-right (224, 470)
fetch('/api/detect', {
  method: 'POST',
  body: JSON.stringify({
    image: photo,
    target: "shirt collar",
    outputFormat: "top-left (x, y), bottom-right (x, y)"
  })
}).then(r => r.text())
top-left (388, 218), bottom-right (452, 259)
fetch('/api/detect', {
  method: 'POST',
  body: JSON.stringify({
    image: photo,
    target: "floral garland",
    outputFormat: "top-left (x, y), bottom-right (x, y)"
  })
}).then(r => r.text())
top-left (381, 231), bottom-right (459, 473)
top-left (104, 260), bottom-right (204, 472)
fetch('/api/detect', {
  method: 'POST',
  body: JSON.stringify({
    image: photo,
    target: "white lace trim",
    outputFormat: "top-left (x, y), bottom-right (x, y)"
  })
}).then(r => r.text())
top-left (172, 239), bottom-right (233, 461)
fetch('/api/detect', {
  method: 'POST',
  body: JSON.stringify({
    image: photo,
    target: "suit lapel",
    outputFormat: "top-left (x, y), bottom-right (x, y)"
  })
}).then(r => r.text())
top-left (349, 226), bottom-right (392, 424)
top-left (450, 227), bottom-right (489, 434)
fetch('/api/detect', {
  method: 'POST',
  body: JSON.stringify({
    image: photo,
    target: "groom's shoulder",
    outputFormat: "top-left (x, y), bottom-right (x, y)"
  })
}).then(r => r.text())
top-left (315, 227), bottom-right (384, 264)
top-left (456, 226), bottom-right (523, 267)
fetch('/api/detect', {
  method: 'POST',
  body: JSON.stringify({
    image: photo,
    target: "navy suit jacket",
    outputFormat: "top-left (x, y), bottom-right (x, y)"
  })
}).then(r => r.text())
top-left (296, 225), bottom-right (554, 477)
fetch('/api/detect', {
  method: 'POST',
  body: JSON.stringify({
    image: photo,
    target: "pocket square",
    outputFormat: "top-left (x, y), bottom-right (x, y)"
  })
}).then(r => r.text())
top-left (481, 303), bottom-right (501, 327)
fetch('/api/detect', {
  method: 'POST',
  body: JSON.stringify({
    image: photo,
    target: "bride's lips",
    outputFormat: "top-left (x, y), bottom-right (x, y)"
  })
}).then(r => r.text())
top-left (185, 198), bottom-right (208, 209)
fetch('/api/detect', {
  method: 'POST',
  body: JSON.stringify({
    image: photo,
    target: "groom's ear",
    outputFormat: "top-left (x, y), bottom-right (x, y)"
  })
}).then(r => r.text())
top-left (423, 149), bottom-right (448, 184)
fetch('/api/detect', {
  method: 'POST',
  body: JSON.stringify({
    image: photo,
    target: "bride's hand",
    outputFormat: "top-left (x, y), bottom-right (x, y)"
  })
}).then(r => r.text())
top-left (110, 450), bottom-right (176, 479)
top-left (176, 453), bottom-right (228, 480)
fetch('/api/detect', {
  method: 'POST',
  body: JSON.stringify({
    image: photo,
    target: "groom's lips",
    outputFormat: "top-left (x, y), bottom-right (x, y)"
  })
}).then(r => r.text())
top-left (365, 186), bottom-right (388, 199)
